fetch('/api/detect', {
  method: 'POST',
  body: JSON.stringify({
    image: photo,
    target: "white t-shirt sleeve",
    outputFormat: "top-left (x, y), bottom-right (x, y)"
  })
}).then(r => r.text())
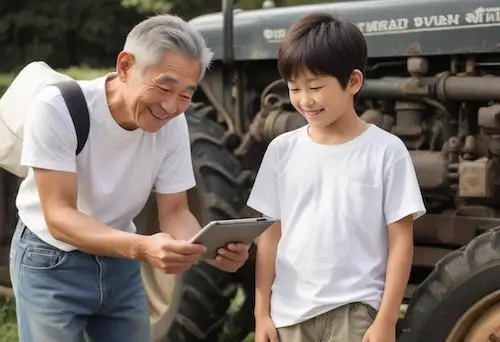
top-left (21, 90), bottom-right (78, 173)
top-left (246, 140), bottom-right (281, 219)
top-left (154, 114), bottom-right (196, 194)
top-left (383, 153), bottom-right (426, 225)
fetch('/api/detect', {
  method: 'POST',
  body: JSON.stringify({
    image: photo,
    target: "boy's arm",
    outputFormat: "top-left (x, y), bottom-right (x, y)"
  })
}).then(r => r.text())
top-left (255, 221), bottom-right (281, 318)
top-left (378, 151), bottom-right (426, 326)
top-left (376, 215), bottom-right (413, 325)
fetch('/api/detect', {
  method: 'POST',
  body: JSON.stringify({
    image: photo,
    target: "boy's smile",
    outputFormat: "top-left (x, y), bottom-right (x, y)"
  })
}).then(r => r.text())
top-left (300, 107), bottom-right (325, 118)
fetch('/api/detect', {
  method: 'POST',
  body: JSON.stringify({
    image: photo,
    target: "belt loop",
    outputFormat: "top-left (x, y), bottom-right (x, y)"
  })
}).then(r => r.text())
top-left (18, 220), bottom-right (27, 239)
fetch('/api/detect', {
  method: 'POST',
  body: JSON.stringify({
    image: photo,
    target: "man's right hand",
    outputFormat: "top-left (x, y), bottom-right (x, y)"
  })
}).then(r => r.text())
top-left (140, 232), bottom-right (206, 274)
top-left (255, 316), bottom-right (279, 342)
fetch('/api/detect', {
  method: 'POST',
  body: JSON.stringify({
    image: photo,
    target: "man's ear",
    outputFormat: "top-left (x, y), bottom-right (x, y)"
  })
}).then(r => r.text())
top-left (349, 69), bottom-right (364, 96)
top-left (116, 51), bottom-right (136, 82)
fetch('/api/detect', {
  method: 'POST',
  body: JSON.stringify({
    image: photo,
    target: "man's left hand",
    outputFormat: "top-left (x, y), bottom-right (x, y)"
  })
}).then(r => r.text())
top-left (207, 243), bottom-right (250, 272)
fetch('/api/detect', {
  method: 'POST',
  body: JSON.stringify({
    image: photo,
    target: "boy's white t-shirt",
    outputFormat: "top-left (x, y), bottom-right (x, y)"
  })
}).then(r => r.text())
top-left (247, 124), bottom-right (426, 328)
top-left (16, 74), bottom-right (196, 251)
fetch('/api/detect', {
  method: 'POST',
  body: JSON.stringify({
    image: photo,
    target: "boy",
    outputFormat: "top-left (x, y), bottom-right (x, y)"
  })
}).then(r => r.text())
top-left (247, 13), bottom-right (426, 342)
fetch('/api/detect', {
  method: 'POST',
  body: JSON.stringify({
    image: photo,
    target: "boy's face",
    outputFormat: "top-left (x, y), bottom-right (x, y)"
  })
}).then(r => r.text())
top-left (287, 68), bottom-right (363, 128)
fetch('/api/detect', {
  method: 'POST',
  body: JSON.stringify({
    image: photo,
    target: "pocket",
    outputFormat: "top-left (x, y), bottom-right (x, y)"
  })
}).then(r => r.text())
top-left (20, 245), bottom-right (68, 271)
top-left (365, 304), bottom-right (378, 321)
top-left (341, 181), bottom-right (381, 223)
top-left (349, 302), bottom-right (377, 323)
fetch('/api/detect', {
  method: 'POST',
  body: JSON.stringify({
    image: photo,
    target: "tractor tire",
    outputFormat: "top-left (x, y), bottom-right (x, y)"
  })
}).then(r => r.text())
top-left (137, 103), bottom-right (255, 342)
top-left (398, 227), bottom-right (500, 342)
top-left (0, 170), bottom-right (21, 287)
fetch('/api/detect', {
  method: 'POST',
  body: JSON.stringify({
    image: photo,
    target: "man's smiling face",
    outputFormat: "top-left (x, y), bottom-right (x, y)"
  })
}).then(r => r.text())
top-left (120, 50), bottom-right (201, 132)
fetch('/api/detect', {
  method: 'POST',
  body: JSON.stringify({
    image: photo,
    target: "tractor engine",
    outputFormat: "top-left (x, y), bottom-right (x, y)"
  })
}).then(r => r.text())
top-left (242, 55), bottom-right (500, 215)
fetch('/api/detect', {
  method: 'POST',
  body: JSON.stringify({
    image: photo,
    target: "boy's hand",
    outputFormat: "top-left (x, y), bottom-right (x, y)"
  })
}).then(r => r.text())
top-left (207, 243), bottom-right (250, 272)
top-left (255, 316), bottom-right (279, 342)
top-left (362, 319), bottom-right (396, 342)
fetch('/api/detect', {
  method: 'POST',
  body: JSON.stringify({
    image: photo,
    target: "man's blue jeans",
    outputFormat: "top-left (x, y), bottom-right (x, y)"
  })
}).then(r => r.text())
top-left (9, 221), bottom-right (150, 342)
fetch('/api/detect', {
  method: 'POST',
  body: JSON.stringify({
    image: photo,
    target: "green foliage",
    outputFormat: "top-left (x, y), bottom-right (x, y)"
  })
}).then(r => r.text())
top-left (120, 0), bottom-right (335, 19)
top-left (121, 0), bottom-right (172, 14)
top-left (0, 0), bottom-right (144, 72)
top-left (0, 297), bottom-right (17, 342)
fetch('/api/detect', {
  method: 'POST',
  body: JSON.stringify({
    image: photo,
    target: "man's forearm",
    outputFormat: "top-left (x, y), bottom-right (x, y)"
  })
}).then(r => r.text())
top-left (159, 207), bottom-right (201, 241)
top-left (46, 207), bottom-right (147, 259)
top-left (254, 222), bottom-right (281, 318)
top-left (377, 225), bottom-right (413, 325)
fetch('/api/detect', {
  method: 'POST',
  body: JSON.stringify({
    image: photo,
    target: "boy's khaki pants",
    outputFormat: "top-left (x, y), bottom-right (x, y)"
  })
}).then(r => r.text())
top-left (277, 302), bottom-right (377, 342)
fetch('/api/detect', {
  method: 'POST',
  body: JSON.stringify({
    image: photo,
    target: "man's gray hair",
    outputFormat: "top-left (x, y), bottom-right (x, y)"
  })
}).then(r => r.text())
top-left (123, 14), bottom-right (214, 80)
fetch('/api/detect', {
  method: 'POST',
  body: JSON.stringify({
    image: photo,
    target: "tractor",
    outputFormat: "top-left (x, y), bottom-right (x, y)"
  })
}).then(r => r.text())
top-left (3, 0), bottom-right (500, 341)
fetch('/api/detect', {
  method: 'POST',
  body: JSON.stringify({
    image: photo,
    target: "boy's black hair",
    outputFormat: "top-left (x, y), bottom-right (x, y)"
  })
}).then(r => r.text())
top-left (277, 13), bottom-right (367, 89)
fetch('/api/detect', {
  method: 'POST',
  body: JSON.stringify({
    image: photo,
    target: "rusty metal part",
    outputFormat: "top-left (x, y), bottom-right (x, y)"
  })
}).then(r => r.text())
top-left (359, 108), bottom-right (383, 125)
top-left (260, 109), bottom-right (306, 142)
top-left (478, 104), bottom-right (500, 135)
top-left (359, 109), bottom-right (394, 131)
top-left (359, 75), bottom-right (500, 102)
top-left (409, 151), bottom-right (449, 191)
top-left (436, 76), bottom-right (500, 102)
top-left (199, 79), bottom-right (237, 134)
top-left (247, 91), bottom-right (306, 143)
top-left (393, 102), bottom-right (426, 149)
top-left (235, 88), bottom-right (306, 155)
top-left (407, 57), bottom-right (429, 77)
top-left (446, 290), bottom-right (500, 342)
top-left (412, 246), bottom-right (454, 268)
top-left (459, 157), bottom-right (496, 198)
top-left (462, 135), bottom-right (477, 159)
top-left (413, 214), bottom-right (500, 246)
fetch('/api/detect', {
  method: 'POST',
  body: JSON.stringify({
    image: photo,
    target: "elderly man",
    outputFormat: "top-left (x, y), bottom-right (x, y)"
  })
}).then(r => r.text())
top-left (9, 14), bottom-right (249, 342)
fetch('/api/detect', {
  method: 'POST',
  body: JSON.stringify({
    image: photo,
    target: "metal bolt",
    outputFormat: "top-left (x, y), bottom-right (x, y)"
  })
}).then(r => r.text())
top-left (407, 57), bottom-right (429, 76)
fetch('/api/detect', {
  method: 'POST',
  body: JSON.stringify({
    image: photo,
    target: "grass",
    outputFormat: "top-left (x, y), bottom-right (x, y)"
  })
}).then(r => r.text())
top-left (0, 296), bottom-right (17, 342)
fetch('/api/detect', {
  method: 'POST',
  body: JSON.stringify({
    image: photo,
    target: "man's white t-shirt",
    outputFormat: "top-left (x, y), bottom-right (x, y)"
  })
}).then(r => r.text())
top-left (247, 124), bottom-right (426, 328)
top-left (16, 74), bottom-right (195, 251)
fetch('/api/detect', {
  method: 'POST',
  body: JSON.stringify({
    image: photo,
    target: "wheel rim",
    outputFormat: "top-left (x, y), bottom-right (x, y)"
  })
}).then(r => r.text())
top-left (136, 183), bottom-right (208, 326)
top-left (446, 290), bottom-right (500, 342)
top-left (141, 262), bottom-right (176, 324)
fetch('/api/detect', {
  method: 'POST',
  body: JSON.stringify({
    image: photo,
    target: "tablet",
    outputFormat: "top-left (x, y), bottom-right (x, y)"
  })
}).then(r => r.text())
top-left (189, 217), bottom-right (275, 260)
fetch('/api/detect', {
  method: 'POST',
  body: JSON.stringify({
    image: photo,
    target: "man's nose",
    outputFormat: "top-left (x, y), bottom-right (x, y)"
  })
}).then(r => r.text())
top-left (160, 97), bottom-right (178, 114)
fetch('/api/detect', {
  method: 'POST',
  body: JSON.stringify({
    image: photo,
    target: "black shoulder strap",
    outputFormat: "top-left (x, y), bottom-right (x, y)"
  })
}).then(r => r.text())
top-left (52, 80), bottom-right (90, 155)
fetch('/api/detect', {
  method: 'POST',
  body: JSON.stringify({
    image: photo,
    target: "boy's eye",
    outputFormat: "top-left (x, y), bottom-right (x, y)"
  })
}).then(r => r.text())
top-left (310, 86), bottom-right (323, 90)
top-left (289, 88), bottom-right (299, 93)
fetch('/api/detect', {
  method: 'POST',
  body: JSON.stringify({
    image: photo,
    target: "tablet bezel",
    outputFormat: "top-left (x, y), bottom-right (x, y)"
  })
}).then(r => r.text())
top-left (189, 217), bottom-right (275, 260)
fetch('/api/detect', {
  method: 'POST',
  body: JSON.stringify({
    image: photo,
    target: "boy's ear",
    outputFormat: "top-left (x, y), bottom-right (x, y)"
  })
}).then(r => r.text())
top-left (348, 69), bottom-right (364, 96)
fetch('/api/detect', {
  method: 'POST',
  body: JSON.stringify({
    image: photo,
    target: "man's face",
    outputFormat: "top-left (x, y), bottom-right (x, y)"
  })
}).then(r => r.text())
top-left (119, 51), bottom-right (201, 132)
top-left (287, 68), bottom-right (362, 129)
